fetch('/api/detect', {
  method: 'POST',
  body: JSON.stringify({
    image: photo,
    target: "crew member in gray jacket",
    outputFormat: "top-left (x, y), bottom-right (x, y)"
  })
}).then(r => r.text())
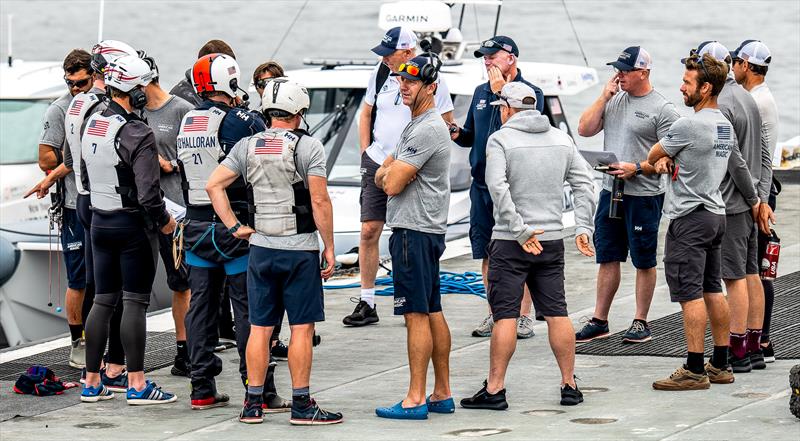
top-left (460, 83), bottom-right (597, 410)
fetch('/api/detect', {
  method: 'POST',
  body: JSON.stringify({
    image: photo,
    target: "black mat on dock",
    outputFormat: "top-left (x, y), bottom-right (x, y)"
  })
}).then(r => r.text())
top-left (576, 271), bottom-right (800, 359)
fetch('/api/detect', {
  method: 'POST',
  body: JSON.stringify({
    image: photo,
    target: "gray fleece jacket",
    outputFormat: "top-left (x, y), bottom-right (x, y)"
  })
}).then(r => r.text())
top-left (486, 110), bottom-right (596, 244)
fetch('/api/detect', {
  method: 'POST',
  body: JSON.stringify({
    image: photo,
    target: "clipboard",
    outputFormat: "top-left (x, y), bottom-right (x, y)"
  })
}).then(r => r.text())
top-left (579, 150), bottom-right (620, 173)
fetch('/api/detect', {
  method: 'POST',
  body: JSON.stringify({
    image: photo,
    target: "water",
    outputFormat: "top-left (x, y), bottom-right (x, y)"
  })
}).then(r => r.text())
top-left (1, 0), bottom-right (798, 147)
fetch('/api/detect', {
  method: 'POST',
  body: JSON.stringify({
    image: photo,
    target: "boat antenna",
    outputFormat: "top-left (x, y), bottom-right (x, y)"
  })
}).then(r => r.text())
top-left (7, 14), bottom-right (12, 67)
top-left (561, 0), bottom-right (589, 67)
top-left (97, 0), bottom-right (105, 42)
top-left (270, 0), bottom-right (309, 60)
top-left (492, 2), bottom-right (502, 36)
top-left (457, 3), bottom-right (466, 30)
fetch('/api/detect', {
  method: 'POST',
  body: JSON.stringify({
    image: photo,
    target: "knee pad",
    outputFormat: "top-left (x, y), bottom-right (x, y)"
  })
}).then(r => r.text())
top-left (94, 291), bottom-right (121, 308)
top-left (122, 290), bottom-right (151, 307)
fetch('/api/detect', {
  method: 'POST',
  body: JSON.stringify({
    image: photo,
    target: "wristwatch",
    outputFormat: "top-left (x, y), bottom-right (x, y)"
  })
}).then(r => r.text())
top-left (635, 162), bottom-right (643, 176)
top-left (228, 222), bottom-right (242, 234)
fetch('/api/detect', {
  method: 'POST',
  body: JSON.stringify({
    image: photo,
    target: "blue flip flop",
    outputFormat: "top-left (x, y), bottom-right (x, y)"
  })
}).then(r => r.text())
top-left (426, 395), bottom-right (455, 414)
top-left (375, 401), bottom-right (429, 420)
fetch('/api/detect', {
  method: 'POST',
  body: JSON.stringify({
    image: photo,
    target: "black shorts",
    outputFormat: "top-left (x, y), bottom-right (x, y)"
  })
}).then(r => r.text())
top-left (60, 207), bottom-right (87, 290)
top-left (247, 246), bottom-right (324, 327)
top-left (157, 231), bottom-right (190, 292)
top-left (593, 190), bottom-right (664, 269)
top-left (721, 211), bottom-right (758, 279)
top-left (390, 229), bottom-right (446, 315)
top-left (487, 239), bottom-right (567, 320)
top-left (663, 208), bottom-right (726, 302)
top-left (360, 152), bottom-right (387, 222)
top-left (469, 184), bottom-right (494, 260)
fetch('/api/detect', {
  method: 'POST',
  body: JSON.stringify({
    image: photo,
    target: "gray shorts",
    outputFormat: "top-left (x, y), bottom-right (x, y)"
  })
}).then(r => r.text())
top-left (664, 207), bottom-right (726, 302)
top-left (721, 211), bottom-right (758, 279)
top-left (359, 152), bottom-right (387, 223)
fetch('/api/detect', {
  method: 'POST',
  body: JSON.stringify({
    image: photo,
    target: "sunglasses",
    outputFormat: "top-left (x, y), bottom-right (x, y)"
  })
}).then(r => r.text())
top-left (687, 49), bottom-right (711, 81)
top-left (397, 63), bottom-right (420, 77)
top-left (64, 77), bottom-right (91, 89)
top-left (255, 78), bottom-right (270, 89)
top-left (613, 67), bottom-right (645, 75)
top-left (481, 39), bottom-right (514, 53)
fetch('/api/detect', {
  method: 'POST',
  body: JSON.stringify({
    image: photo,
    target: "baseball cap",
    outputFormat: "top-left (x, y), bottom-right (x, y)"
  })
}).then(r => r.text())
top-left (390, 56), bottom-right (431, 82)
top-left (489, 82), bottom-right (537, 109)
top-left (607, 46), bottom-right (652, 71)
top-left (474, 36), bottom-right (519, 58)
top-left (731, 40), bottom-right (772, 66)
top-left (371, 26), bottom-right (417, 56)
top-left (683, 41), bottom-right (730, 64)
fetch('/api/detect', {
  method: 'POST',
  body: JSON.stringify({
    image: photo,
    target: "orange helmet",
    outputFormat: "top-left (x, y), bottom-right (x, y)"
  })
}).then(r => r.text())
top-left (192, 53), bottom-right (241, 98)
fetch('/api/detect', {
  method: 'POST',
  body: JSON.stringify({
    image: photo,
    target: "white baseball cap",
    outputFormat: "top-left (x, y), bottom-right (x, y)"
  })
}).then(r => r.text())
top-left (685, 41), bottom-right (730, 63)
top-left (490, 82), bottom-right (537, 109)
top-left (732, 40), bottom-right (772, 66)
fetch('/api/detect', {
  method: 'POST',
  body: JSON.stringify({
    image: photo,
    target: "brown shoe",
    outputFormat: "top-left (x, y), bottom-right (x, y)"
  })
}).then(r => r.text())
top-left (653, 366), bottom-right (710, 391)
top-left (704, 362), bottom-right (735, 384)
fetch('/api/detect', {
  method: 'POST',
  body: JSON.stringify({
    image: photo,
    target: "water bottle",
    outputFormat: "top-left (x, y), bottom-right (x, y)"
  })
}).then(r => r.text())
top-left (760, 229), bottom-right (780, 281)
top-left (609, 177), bottom-right (624, 219)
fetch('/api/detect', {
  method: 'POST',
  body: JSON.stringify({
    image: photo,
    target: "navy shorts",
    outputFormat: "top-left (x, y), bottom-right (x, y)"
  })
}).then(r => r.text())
top-left (157, 231), bottom-right (190, 292)
top-left (469, 184), bottom-right (494, 260)
top-left (593, 190), bottom-right (664, 269)
top-left (360, 152), bottom-right (388, 222)
top-left (60, 207), bottom-right (87, 290)
top-left (247, 246), bottom-right (325, 327)
top-left (390, 228), bottom-right (446, 315)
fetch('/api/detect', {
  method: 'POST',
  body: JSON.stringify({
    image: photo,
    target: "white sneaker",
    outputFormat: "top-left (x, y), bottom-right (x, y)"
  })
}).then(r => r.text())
top-left (69, 338), bottom-right (86, 369)
top-left (516, 315), bottom-right (535, 339)
top-left (472, 314), bottom-right (494, 337)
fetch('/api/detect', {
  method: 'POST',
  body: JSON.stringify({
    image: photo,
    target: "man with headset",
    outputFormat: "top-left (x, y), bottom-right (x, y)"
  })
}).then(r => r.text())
top-left (373, 54), bottom-right (454, 420)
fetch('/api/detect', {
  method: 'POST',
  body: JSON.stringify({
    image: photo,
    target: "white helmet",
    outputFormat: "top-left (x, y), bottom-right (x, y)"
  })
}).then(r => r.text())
top-left (260, 78), bottom-right (310, 115)
top-left (192, 53), bottom-right (241, 98)
top-left (91, 39), bottom-right (138, 73)
top-left (104, 55), bottom-right (154, 92)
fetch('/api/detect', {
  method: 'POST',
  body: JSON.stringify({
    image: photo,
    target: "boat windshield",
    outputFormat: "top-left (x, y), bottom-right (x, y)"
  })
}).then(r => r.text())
top-left (0, 100), bottom-right (50, 165)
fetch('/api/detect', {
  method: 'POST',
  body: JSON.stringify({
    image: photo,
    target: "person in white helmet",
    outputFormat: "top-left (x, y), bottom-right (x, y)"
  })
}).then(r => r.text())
top-left (176, 54), bottom-right (290, 412)
top-left (206, 78), bottom-right (342, 425)
top-left (27, 40), bottom-right (139, 392)
top-left (79, 54), bottom-right (178, 405)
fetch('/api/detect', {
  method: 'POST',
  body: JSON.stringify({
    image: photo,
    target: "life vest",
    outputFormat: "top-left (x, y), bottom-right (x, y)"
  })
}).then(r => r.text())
top-left (176, 107), bottom-right (226, 206)
top-left (81, 112), bottom-right (137, 211)
top-left (65, 92), bottom-right (104, 195)
top-left (246, 129), bottom-right (316, 236)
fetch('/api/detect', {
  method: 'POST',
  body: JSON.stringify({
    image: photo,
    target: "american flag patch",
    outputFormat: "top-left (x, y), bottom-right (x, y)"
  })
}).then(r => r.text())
top-left (717, 124), bottom-right (731, 140)
top-left (254, 137), bottom-right (283, 155)
top-left (68, 100), bottom-right (84, 116)
top-left (183, 116), bottom-right (209, 132)
top-left (86, 119), bottom-right (109, 137)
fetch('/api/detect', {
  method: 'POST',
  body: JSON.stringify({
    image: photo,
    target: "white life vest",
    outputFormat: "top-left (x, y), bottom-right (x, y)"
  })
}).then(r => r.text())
top-left (246, 129), bottom-right (316, 236)
top-left (65, 92), bottom-right (104, 195)
top-left (81, 112), bottom-right (136, 211)
top-left (176, 107), bottom-right (226, 206)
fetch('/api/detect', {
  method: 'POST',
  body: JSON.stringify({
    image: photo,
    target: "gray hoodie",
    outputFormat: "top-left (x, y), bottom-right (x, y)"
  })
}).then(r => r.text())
top-left (486, 110), bottom-right (596, 244)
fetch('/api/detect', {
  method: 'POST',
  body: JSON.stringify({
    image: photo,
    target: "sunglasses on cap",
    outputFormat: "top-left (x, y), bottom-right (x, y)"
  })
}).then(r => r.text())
top-left (398, 63), bottom-right (420, 77)
top-left (64, 76), bottom-right (91, 89)
top-left (481, 39), bottom-right (514, 53)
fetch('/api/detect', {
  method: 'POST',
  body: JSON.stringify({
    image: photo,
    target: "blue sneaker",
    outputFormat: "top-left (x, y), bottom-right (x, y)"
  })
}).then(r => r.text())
top-left (81, 384), bottom-right (114, 403)
top-left (426, 395), bottom-right (455, 414)
top-left (101, 370), bottom-right (128, 393)
top-left (376, 401), bottom-right (428, 420)
top-left (126, 380), bottom-right (177, 405)
top-left (622, 320), bottom-right (652, 344)
top-left (575, 317), bottom-right (610, 343)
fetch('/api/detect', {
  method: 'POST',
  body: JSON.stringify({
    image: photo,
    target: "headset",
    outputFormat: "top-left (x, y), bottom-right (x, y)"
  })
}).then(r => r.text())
top-left (419, 39), bottom-right (442, 85)
top-left (128, 86), bottom-right (148, 110)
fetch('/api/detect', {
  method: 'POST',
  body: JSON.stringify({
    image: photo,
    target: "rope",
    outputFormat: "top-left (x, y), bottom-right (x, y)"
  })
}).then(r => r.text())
top-left (269, 0), bottom-right (310, 60)
top-left (561, 0), bottom-right (589, 67)
top-left (324, 271), bottom-right (486, 299)
top-left (0, 227), bottom-right (53, 237)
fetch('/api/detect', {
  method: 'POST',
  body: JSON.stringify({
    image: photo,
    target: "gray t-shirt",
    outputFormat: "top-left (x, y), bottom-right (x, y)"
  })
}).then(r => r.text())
top-left (40, 92), bottom-right (78, 208)
top-left (222, 131), bottom-right (327, 251)
top-left (386, 108), bottom-right (451, 234)
top-left (660, 109), bottom-right (737, 219)
top-left (143, 95), bottom-right (194, 206)
top-left (602, 89), bottom-right (680, 196)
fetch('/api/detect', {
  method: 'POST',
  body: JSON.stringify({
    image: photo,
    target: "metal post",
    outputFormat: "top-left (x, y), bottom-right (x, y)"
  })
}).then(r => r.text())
top-left (7, 15), bottom-right (12, 67)
top-left (97, 0), bottom-right (105, 42)
top-left (493, 4), bottom-right (502, 36)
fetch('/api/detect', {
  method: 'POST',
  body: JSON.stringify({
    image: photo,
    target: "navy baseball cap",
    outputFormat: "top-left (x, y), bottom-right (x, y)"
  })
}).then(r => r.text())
top-left (371, 26), bottom-right (417, 56)
top-left (390, 56), bottom-right (429, 81)
top-left (474, 36), bottom-right (519, 57)
top-left (607, 46), bottom-right (653, 71)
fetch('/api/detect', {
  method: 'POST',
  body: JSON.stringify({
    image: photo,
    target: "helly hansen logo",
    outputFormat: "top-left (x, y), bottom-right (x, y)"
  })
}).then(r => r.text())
top-left (717, 124), bottom-right (731, 140)
top-left (405, 146), bottom-right (418, 154)
top-left (255, 138), bottom-right (283, 155)
top-left (86, 119), bottom-right (109, 137)
top-left (184, 116), bottom-right (209, 132)
top-left (68, 100), bottom-right (84, 116)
